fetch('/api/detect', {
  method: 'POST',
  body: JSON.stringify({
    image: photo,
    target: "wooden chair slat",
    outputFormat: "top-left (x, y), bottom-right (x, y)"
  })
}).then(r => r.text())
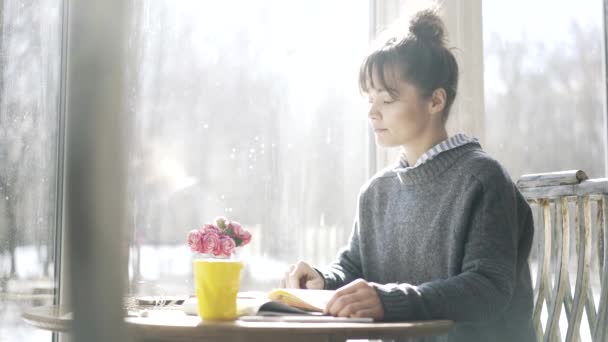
top-left (593, 195), bottom-right (608, 341)
top-left (533, 200), bottom-right (551, 340)
top-left (545, 198), bottom-right (570, 342)
top-left (565, 197), bottom-right (591, 342)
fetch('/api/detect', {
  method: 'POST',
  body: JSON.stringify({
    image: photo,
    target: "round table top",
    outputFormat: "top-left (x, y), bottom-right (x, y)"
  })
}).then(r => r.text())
top-left (23, 305), bottom-right (454, 342)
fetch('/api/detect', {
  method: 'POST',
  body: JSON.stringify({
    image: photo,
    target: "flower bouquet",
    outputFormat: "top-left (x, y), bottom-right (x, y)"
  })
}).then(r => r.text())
top-left (187, 217), bottom-right (252, 258)
top-left (188, 217), bottom-right (252, 320)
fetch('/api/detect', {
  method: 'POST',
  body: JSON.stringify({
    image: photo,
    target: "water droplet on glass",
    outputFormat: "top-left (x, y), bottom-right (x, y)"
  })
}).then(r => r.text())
top-left (249, 148), bottom-right (255, 153)
top-left (230, 154), bottom-right (235, 159)
top-left (232, 148), bottom-right (237, 152)
top-left (249, 165), bottom-right (254, 169)
top-left (5, 196), bottom-right (8, 200)
top-left (254, 136), bottom-right (259, 141)
top-left (203, 124), bottom-right (209, 129)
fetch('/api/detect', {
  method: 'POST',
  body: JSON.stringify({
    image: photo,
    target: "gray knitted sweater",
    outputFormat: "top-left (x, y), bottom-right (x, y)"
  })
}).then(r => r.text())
top-left (318, 142), bottom-right (535, 342)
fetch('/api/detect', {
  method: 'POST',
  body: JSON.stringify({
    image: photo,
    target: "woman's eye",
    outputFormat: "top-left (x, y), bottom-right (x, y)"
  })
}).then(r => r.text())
top-left (383, 99), bottom-right (395, 104)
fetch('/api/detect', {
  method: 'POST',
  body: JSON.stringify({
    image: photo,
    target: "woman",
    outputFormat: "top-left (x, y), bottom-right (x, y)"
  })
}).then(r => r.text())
top-left (281, 9), bottom-right (535, 342)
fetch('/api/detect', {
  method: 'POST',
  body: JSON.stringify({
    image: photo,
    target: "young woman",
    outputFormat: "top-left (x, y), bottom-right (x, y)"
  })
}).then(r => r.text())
top-left (281, 10), bottom-right (535, 342)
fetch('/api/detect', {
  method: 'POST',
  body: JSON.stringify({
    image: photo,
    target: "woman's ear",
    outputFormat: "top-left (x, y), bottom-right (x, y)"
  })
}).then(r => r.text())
top-left (428, 88), bottom-right (446, 115)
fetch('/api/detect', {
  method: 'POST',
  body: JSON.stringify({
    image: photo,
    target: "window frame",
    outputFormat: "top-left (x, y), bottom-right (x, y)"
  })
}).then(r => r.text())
top-left (57, 1), bottom-right (131, 341)
top-left (53, 0), bottom-right (69, 340)
top-left (604, 0), bottom-right (608, 174)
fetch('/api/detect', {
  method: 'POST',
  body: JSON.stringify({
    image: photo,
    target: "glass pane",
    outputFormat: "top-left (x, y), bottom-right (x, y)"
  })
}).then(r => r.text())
top-left (0, 0), bottom-right (62, 341)
top-left (484, 3), bottom-right (606, 340)
top-left (127, 0), bottom-right (369, 296)
top-left (483, 0), bottom-right (607, 179)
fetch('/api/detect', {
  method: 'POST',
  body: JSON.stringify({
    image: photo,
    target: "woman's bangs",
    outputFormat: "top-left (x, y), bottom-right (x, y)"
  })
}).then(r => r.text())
top-left (358, 49), bottom-right (401, 98)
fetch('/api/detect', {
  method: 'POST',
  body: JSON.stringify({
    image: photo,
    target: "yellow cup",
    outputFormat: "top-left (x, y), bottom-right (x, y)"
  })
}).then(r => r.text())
top-left (193, 259), bottom-right (243, 320)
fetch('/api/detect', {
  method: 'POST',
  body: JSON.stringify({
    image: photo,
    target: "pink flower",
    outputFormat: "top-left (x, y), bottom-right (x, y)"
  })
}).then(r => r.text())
top-left (202, 224), bottom-right (221, 234)
top-left (219, 236), bottom-right (236, 256)
top-left (239, 230), bottom-right (252, 246)
top-left (201, 230), bottom-right (221, 255)
top-left (186, 229), bottom-right (203, 251)
top-left (229, 221), bottom-right (244, 236)
top-left (228, 221), bottom-right (251, 246)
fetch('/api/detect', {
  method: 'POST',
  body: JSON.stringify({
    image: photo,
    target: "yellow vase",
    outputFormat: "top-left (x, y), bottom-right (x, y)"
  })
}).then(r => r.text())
top-left (193, 258), bottom-right (243, 320)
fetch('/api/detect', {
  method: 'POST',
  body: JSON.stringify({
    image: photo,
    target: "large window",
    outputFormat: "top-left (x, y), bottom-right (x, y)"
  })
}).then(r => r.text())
top-left (483, 2), bottom-right (607, 340)
top-left (125, 0), bottom-right (370, 296)
top-left (2, 0), bottom-right (608, 340)
top-left (0, 0), bottom-right (62, 341)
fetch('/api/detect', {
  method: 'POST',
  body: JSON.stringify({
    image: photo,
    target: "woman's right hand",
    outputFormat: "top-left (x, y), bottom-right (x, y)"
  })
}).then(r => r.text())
top-left (280, 261), bottom-right (325, 289)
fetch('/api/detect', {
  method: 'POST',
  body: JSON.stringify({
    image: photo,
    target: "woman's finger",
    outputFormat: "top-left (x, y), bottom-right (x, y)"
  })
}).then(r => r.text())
top-left (326, 282), bottom-right (364, 313)
top-left (327, 291), bottom-right (364, 316)
top-left (336, 301), bottom-right (362, 318)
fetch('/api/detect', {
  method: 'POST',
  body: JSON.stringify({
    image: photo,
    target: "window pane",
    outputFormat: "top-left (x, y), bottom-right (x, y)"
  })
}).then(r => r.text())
top-left (127, 1), bottom-right (369, 295)
top-left (483, 0), bottom-right (607, 179)
top-left (0, 0), bottom-right (62, 341)
top-left (483, 3), bottom-right (606, 340)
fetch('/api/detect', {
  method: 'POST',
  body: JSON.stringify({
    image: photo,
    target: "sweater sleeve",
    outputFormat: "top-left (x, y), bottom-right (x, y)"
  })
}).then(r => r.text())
top-left (373, 176), bottom-right (528, 322)
top-left (316, 219), bottom-right (364, 290)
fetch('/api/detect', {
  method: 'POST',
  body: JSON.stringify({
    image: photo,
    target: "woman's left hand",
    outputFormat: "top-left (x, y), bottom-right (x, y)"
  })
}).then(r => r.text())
top-left (324, 278), bottom-right (385, 320)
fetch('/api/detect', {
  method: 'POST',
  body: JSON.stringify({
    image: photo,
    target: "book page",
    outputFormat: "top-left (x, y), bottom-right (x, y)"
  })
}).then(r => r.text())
top-left (267, 289), bottom-right (335, 312)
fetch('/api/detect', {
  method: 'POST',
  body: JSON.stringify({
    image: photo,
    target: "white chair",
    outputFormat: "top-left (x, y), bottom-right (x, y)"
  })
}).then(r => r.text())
top-left (517, 170), bottom-right (608, 342)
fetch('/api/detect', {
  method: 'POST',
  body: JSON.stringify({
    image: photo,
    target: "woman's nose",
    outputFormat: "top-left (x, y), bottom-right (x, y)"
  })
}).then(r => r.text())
top-left (368, 102), bottom-right (381, 120)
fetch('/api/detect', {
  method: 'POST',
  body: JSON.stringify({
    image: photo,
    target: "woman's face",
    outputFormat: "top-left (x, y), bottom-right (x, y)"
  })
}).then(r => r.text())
top-left (366, 71), bottom-right (432, 147)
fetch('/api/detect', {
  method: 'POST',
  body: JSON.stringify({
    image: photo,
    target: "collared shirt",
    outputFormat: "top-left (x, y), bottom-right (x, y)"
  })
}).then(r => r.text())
top-left (399, 133), bottom-right (479, 169)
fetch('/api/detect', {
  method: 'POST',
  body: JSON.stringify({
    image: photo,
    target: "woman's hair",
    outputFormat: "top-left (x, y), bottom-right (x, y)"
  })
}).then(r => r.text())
top-left (359, 10), bottom-right (459, 118)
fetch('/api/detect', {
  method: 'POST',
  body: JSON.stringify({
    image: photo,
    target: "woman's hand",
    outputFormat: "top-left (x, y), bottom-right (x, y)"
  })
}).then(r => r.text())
top-left (280, 261), bottom-right (325, 289)
top-left (325, 279), bottom-right (384, 320)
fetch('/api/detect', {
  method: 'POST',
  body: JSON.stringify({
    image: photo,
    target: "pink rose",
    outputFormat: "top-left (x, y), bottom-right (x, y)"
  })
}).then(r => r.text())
top-left (186, 229), bottom-right (203, 251)
top-left (239, 230), bottom-right (252, 246)
top-left (201, 230), bottom-right (221, 255)
top-left (228, 221), bottom-right (251, 246)
top-left (202, 224), bottom-right (221, 234)
top-left (219, 236), bottom-right (236, 256)
top-left (229, 221), bottom-right (244, 236)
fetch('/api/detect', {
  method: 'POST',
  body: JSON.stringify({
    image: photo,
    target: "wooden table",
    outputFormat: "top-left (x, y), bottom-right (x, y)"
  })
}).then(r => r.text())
top-left (23, 305), bottom-right (453, 342)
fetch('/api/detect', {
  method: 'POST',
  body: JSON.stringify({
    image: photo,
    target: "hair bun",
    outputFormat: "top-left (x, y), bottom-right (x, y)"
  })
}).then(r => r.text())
top-left (409, 10), bottom-right (446, 45)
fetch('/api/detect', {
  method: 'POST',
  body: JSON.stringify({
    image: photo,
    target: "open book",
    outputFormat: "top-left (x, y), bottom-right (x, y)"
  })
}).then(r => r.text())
top-left (180, 289), bottom-right (372, 322)
top-left (265, 289), bottom-right (334, 313)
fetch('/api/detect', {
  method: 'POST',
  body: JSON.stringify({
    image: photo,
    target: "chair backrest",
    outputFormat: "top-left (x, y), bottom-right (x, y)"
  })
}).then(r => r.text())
top-left (517, 170), bottom-right (608, 342)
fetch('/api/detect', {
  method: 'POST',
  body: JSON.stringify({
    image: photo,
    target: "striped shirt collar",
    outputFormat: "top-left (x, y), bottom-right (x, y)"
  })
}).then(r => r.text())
top-left (399, 133), bottom-right (479, 169)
